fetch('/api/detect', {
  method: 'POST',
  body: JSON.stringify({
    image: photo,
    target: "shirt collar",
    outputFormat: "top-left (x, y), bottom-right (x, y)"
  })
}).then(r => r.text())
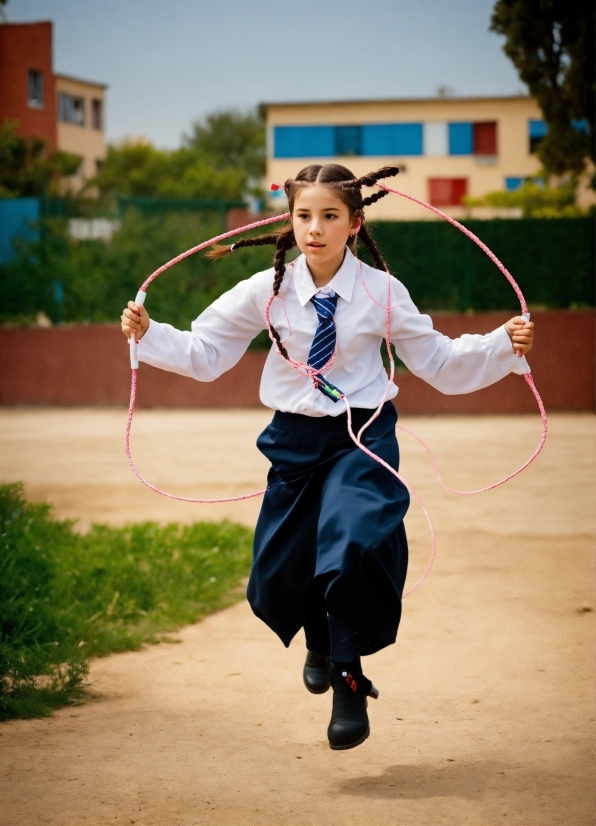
top-left (292, 246), bottom-right (357, 306)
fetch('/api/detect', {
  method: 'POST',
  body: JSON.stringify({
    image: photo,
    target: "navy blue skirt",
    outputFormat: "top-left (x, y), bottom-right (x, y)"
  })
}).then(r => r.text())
top-left (247, 401), bottom-right (410, 656)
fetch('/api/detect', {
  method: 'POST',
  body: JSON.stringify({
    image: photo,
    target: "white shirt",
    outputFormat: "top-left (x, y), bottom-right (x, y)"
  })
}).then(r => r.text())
top-left (137, 247), bottom-right (523, 417)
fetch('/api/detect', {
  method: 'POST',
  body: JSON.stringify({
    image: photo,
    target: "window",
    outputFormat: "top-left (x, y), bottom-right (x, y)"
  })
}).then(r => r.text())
top-left (505, 177), bottom-right (523, 191)
top-left (529, 120), bottom-right (547, 153)
top-left (58, 93), bottom-right (86, 126)
top-left (335, 125), bottom-right (361, 156)
top-left (361, 123), bottom-right (423, 156)
top-left (506, 176), bottom-right (542, 190)
top-left (95, 159), bottom-right (105, 174)
top-left (272, 123), bottom-right (424, 158)
top-left (429, 178), bottom-right (468, 206)
top-left (473, 122), bottom-right (497, 155)
top-left (448, 122), bottom-right (473, 155)
top-left (274, 126), bottom-right (335, 158)
top-left (447, 122), bottom-right (498, 156)
top-left (28, 70), bottom-right (43, 108)
top-left (91, 99), bottom-right (103, 130)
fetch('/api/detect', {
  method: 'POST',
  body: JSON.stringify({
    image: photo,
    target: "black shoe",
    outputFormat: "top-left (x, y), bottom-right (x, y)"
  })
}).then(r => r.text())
top-left (327, 659), bottom-right (379, 751)
top-left (303, 651), bottom-right (331, 694)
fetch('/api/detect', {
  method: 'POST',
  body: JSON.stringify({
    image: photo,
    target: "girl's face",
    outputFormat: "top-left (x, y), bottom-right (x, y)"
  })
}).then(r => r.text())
top-left (292, 185), bottom-right (361, 272)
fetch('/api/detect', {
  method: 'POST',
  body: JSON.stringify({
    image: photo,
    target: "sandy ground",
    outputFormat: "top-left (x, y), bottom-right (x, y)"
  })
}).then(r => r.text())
top-left (0, 407), bottom-right (594, 826)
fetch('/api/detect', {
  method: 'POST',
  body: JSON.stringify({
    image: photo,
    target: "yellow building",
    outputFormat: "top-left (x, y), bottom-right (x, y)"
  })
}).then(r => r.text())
top-left (264, 95), bottom-right (556, 220)
top-left (55, 73), bottom-right (107, 191)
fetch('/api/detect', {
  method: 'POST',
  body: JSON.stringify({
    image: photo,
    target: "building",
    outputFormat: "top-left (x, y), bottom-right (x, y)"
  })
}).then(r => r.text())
top-left (0, 20), bottom-right (57, 147)
top-left (0, 20), bottom-right (107, 191)
top-left (55, 73), bottom-right (107, 188)
top-left (263, 95), bottom-right (555, 220)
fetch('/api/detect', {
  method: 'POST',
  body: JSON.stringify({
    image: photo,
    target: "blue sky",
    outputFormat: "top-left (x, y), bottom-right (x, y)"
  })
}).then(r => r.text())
top-left (8, 0), bottom-right (525, 148)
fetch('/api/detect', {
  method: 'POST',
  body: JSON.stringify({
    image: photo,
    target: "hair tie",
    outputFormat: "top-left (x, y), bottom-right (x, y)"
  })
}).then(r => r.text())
top-left (230, 243), bottom-right (236, 252)
top-left (270, 182), bottom-right (284, 191)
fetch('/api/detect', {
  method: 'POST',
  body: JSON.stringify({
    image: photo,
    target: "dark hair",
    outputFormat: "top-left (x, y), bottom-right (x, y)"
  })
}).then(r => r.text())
top-left (206, 163), bottom-right (399, 360)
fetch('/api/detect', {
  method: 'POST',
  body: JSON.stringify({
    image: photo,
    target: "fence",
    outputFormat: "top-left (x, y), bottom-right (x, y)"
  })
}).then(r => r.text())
top-left (1, 310), bottom-right (593, 413)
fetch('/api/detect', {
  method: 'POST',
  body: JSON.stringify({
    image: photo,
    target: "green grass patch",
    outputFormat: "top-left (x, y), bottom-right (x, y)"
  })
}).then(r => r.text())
top-left (0, 483), bottom-right (253, 721)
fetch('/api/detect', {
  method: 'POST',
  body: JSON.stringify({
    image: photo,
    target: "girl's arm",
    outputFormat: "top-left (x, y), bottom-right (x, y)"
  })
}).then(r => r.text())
top-left (120, 274), bottom-right (267, 382)
top-left (389, 280), bottom-right (534, 396)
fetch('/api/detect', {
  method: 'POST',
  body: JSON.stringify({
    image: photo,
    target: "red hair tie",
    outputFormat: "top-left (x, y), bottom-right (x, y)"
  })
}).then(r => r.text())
top-left (270, 182), bottom-right (284, 191)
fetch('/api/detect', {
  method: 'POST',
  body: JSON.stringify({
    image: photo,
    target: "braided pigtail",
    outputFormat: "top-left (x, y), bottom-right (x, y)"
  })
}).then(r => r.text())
top-left (268, 227), bottom-right (296, 360)
top-left (358, 225), bottom-right (388, 273)
top-left (362, 189), bottom-right (390, 207)
top-left (343, 165), bottom-right (400, 190)
top-left (205, 232), bottom-right (280, 260)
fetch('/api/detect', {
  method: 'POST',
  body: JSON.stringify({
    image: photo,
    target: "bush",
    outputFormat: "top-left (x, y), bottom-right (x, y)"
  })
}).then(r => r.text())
top-left (463, 178), bottom-right (585, 218)
top-left (0, 483), bottom-right (253, 720)
top-left (0, 209), bottom-right (275, 331)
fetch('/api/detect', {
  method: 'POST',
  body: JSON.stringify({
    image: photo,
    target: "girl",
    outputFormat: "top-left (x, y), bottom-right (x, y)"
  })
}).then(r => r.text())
top-left (121, 164), bottom-right (534, 751)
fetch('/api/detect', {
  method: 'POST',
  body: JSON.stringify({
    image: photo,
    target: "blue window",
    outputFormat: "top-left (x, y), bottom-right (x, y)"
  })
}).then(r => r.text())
top-left (448, 122), bottom-right (473, 155)
top-left (361, 123), bottom-right (423, 156)
top-left (529, 119), bottom-right (547, 153)
top-left (273, 126), bottom-right (335, 158)
top-left (335, 125), bottom-right (362, 156)
top-left (529, 120), bottom-right (548, 139)
top-left (505, 177), bottom-right (524, 191)
top-left (572, 119), bottom-right (589, 134)
top-left (273, 122), bottom-right (427, 158)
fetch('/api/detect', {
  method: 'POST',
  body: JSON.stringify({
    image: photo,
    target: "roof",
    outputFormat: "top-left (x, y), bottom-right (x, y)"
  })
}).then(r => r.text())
top-left (260, 94), bottom-right (531, 109)
top-left (54, 72), bottom-right (108, 90)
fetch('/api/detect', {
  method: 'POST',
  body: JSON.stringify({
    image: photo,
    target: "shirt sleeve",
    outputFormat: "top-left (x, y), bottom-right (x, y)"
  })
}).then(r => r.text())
top-left (389, 278), bottom-right (523, 395)
top-left (136, 274), bottom-right (267, 382)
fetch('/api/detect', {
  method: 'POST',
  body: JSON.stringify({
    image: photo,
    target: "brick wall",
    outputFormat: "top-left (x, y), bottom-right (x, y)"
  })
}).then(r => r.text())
top-left (0, 310), bottom-right (593, 413)
top-left (0, 21), bottom-right (57, 148)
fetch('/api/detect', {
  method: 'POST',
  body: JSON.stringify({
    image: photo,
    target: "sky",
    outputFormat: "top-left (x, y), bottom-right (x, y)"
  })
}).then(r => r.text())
top-left (8, 0), bottom-right (526, 148)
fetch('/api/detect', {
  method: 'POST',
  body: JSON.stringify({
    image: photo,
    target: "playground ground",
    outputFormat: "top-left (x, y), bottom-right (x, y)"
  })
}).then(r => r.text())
top-left (0, 407), bottom-right (594, 826)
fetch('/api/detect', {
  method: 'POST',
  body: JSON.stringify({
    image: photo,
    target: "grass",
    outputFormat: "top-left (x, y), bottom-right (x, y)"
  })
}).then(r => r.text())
top-left (0, 483), bottom-right (253, 721)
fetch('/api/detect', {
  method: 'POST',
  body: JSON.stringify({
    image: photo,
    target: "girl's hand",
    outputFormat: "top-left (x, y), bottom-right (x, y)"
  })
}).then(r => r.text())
top-left (504, 316), bottom-right (534, 355)
top-left (121, 301), bottom-right (150, 340)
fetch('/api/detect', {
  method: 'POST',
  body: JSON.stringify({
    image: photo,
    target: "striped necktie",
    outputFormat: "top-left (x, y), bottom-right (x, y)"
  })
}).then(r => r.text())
top-left (308, 293), bottom-right (339, 371)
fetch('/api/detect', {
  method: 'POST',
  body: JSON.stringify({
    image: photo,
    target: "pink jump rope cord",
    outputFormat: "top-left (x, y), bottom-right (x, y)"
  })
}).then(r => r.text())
top-left (125, 185), bottom-right (547, 596)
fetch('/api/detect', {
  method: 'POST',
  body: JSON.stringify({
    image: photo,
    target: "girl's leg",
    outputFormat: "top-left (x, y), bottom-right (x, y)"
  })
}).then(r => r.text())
top-left (302, 594), bottom-right (332, 694)
top-left (326, 612), bottom-right (379, 750)
top-left (327, 611), bottom-right (367, 663)
top-left (303, 619), bottom-right (330, 658)
top-left (314, 411), bottom-right (408, 749)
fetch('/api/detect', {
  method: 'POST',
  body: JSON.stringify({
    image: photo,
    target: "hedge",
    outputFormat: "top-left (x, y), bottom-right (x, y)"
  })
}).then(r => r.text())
top-left (367, 217), bottom-right (595, 312)
top-left (0, 213), bottom-right (592, 334)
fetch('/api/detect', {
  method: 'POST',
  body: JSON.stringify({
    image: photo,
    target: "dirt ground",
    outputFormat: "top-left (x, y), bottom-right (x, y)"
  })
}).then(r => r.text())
top-left (0, 407), bottom-right (594, 826)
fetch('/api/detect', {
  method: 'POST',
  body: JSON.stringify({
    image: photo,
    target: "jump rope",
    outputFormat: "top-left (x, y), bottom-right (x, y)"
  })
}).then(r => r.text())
top-left (125, 181), bottom-right (547, 597)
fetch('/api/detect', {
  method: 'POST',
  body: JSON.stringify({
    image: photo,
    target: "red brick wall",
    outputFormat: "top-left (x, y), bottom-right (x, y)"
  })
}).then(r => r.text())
top-left (0, 310), bottom-right (594, 412)
top-left (0, 21), bottom-right (56, 148)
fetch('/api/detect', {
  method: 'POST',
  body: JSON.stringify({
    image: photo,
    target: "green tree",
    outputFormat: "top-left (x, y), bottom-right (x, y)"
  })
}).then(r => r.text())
top-left (0, 119), bottom-right (80, 197)
top-left (491, 0), bottom-right (595, 177)
top-left (93, 140), bottom-right (246, 200)
top-left (184, 108), bottom-right (266, 183)
top-left (92, 108), bottom-right (265, 201)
